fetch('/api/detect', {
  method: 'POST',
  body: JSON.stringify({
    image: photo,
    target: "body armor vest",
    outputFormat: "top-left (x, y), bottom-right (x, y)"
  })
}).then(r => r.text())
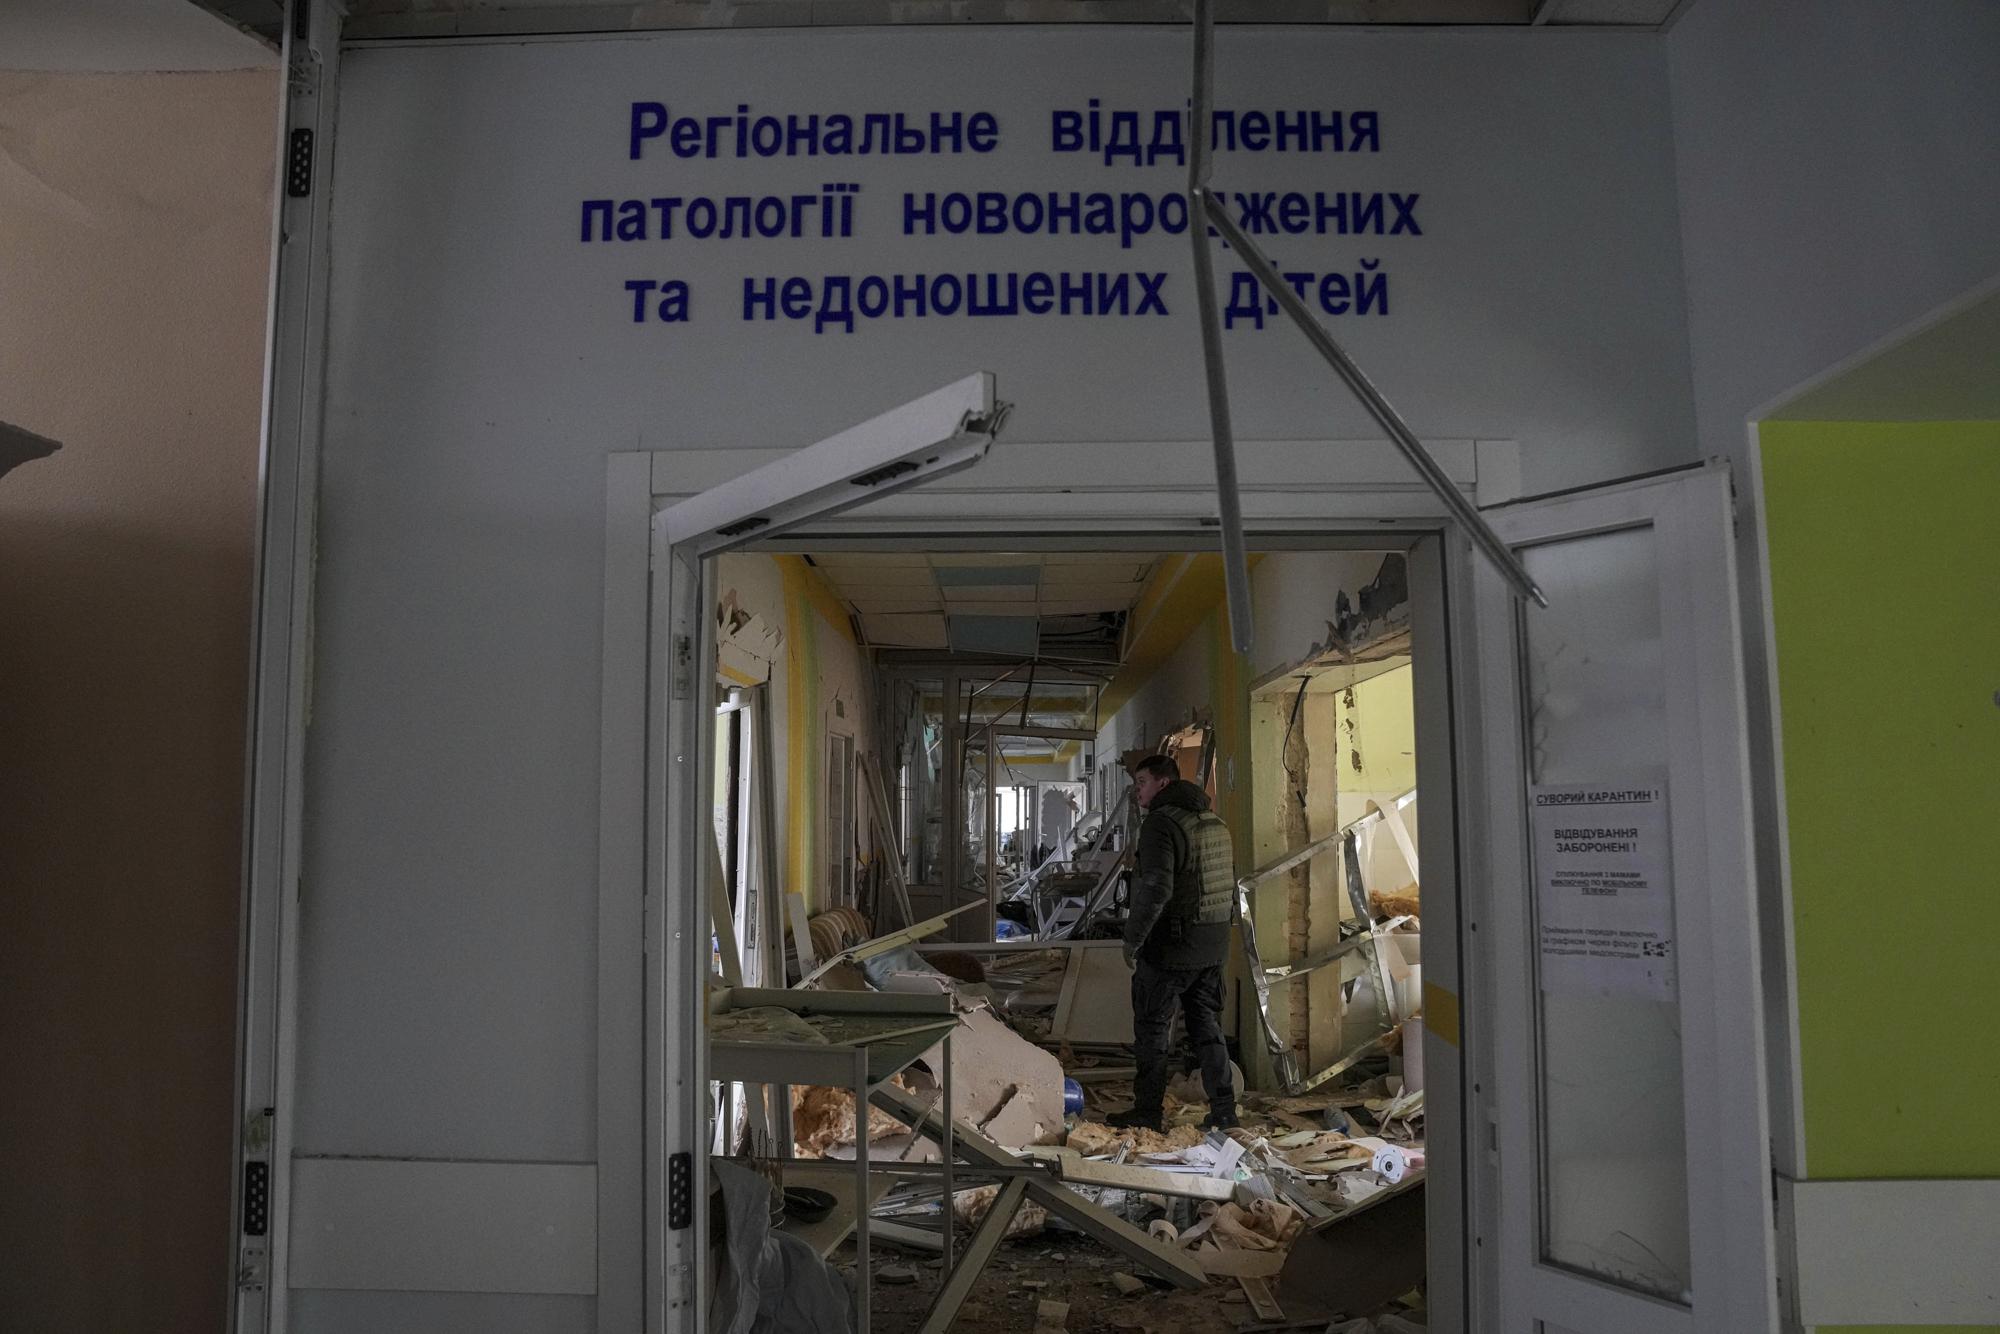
top-left (1159, 805), bottom-right (1235, 927)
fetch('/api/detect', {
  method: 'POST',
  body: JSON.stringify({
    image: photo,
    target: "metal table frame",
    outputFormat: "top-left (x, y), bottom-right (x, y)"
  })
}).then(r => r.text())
top-left (708, 987), bottom-right (960, 1330)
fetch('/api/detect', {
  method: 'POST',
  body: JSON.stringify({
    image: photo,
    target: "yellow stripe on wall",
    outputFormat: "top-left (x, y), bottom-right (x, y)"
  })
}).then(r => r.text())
top-left (777, 556), bottom-right (819, 908)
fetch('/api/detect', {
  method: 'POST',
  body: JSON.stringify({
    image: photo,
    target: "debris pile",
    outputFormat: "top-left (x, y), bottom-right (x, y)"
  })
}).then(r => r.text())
top-left (716, 823), bottom-right (1431, 1331)
top-left (843, 966), bottom-right (1431, 1331)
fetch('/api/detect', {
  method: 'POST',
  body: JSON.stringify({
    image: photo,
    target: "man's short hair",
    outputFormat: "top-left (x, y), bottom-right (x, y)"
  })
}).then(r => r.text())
top-left (1133, 754), bottom-right (1178, 782)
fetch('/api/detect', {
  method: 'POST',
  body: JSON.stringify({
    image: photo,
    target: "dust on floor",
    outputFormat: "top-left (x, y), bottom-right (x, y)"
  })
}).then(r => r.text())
top-left (838, 1229), bottom-right (1268, 1334)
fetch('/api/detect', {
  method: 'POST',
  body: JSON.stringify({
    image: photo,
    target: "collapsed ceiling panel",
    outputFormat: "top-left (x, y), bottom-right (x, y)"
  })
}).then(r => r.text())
top-left (811, 551), bottom-right (1164, 659)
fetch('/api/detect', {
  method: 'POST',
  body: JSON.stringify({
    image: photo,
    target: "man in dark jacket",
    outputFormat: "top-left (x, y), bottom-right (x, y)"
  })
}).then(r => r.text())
top-left (1107, 754), bottom-right (1238, 1132)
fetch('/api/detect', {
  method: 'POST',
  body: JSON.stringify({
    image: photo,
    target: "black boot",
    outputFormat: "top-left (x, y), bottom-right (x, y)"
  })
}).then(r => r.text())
top-left (1106, 1105), bottom-right (1164, 1132)
top-left (1200, 1107), bottom-right (1239, 1131)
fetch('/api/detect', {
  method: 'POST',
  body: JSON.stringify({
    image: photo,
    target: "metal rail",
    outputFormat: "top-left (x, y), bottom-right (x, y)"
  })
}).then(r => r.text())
top-left (1185, 1), bottom-right (1548, 612)
top-left (1186, 0), bottom-right (1257, 653)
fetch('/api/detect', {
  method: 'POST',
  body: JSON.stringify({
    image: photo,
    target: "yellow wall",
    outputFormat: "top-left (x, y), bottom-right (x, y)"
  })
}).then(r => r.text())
top-left (1106, 552), bottom-right (1416, 1088)
top-left (767, 555), bottom-right (874, 917)
top-left (1761, 420), bottom-right (2000, 1334)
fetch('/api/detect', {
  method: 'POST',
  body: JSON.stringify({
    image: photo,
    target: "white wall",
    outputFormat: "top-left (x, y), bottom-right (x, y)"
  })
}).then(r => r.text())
top-left (1667, 0), bottom-right (2000, 461)
top-left (292, 24), bottom-right (1697, 1298)
top-left (1249, 551), bottom-right (1400, 684)
top-left (1664, 0), bottom-right (2000, 1184)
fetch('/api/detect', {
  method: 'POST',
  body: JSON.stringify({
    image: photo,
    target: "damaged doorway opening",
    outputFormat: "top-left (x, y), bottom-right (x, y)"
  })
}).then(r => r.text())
top-left (698, 531), bottom-right (1440, 1334)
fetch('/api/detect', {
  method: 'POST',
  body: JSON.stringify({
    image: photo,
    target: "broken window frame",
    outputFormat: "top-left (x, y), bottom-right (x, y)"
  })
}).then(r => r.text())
top-left (1236, 788), bottom-right (1419, 1094)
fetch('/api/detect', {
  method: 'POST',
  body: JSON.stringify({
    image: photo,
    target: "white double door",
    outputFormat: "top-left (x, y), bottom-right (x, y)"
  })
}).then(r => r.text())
top-left (659, 392), bottom-right (1777, 1333)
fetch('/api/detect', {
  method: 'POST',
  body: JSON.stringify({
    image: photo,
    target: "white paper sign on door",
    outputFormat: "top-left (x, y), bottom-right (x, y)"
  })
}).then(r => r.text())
top-left (1530, 782), bottom-right (1675, 1001)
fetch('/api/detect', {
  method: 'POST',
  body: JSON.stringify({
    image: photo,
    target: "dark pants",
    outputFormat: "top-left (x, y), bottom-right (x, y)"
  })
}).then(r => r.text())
top-left (1130, 959), bottom-right (1234, 1119)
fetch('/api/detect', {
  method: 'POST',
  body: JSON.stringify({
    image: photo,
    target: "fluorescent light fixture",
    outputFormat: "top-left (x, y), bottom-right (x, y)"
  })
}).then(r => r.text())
top-left (662, 372), bottom-right (1010, 557)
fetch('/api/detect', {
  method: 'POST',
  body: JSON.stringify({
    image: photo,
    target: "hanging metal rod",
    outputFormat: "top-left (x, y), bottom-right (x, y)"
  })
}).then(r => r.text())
top-left (1185, 1), bottom-right (1548, 611)
top-left (1187, 0), bottom-right (1257, 653)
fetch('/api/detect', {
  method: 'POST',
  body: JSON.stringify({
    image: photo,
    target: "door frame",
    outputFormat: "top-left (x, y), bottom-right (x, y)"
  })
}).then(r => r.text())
top-left (605, 439), bottom-right (1524, 1331)
top-left (230, 0), bottom-right (341, 1329)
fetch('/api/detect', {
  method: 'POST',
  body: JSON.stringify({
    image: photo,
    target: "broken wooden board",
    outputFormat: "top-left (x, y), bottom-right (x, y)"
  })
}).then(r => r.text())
top-left (1239, 1274), bottom-right (1286, 1320)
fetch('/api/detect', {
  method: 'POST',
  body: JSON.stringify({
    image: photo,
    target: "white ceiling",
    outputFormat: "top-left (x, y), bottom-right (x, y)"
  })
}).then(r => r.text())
top-left (0, 0), bottom-right (274, 72)
top-left (810, 550), bottom-right (1159, 651)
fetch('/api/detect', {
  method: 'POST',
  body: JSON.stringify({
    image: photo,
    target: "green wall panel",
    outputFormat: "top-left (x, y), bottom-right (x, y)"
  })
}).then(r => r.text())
top-left (1761, 421), bottom-right (2000, 1188)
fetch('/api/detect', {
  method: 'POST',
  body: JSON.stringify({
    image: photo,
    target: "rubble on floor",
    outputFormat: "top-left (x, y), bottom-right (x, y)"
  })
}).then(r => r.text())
top-left (848, 1049), bottom-right (1429, 1329)
top-left (776, 923), bottom-right (1430, 1331)
top-left (844, 1224), bottom-right (1432, 1334)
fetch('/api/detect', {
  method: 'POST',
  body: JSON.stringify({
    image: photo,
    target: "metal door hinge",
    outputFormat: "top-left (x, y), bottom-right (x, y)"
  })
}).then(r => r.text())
top-left (287, 63), bottom-right (318, 101)
top-left (671, 634), bottom-right (694, 700)
top-left (669, 1260), bottom-right (695, 1309)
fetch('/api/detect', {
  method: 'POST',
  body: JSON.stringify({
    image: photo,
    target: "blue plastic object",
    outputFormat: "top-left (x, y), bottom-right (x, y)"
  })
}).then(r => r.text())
top-left (1063, 1077), bottom-right (1085, 1117)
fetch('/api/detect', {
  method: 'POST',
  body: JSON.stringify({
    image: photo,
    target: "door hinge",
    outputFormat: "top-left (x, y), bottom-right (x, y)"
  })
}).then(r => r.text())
top-left (671, 634), bottom-right (694, 700)
top-left (286, 45), bottom-right (320, 100)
